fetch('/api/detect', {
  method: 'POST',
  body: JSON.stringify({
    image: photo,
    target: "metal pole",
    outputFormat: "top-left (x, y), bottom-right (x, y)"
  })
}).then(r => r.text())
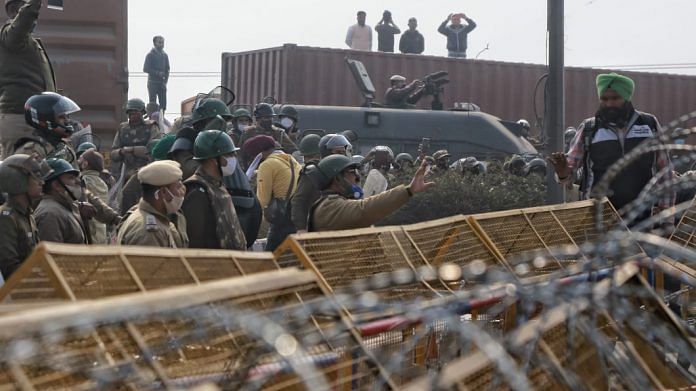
top-left (546, 0), bottom-right (565, 204)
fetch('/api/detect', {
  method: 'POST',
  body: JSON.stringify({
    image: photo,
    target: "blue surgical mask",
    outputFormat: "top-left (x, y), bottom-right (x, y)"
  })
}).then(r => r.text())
top-left (351, 184), bottom-right (364, 199)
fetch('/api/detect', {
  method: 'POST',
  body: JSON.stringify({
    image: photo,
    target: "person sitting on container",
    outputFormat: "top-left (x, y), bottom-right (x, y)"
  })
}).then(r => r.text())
top-left (384, 75), bottom-right (426, 108)
top-left (438, 13), bottom-right (477, 59)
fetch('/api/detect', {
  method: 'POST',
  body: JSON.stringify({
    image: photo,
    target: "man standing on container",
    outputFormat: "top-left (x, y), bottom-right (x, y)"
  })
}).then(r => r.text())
top-left (345, 11), bottom-right (372, 51)
top-left (399, 18), bottom-right (425, 54)
top-left (438, 13), bottom-right (477, 59)
top-left (143, 35), bottom-right (170, 113)
top-left (375, 10), bottom-right (400, 53)
top-left (0, 0), bottom-right (56, 159)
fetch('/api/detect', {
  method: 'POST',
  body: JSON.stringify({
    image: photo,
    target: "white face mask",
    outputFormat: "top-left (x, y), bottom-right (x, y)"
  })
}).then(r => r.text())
top-left (163, 188), bottom-right (184, 214)
top-left (221, 156), bottom-right (237, 177)
top-left (238, 124), bottom-right (250, 132)
top-left (280, 117), bottom-right (295, 129)
top-left (65, 184), bottom-right (83, 200)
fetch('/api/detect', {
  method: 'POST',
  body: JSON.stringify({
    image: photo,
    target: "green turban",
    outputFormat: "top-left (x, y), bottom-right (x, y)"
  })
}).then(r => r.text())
top-left (150, 134), bottom-right (176, 161)
top-left (596, 72), bottom-right (635, 101)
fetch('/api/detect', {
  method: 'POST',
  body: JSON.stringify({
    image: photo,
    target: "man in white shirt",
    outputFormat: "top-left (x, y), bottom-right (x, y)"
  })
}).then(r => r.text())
top-left (345, 10), bottom-right (372, 51)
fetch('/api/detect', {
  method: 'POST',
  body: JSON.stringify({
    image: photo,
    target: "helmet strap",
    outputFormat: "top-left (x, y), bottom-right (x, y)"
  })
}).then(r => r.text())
top-left (58, 179), bottom-right (78, 201)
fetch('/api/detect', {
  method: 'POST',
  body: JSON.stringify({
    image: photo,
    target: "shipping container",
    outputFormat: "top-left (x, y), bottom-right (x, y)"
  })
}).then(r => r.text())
top-left (222, 44), bottom-right (696, 140)
top-left (35, 0), bottom-right (128, 147)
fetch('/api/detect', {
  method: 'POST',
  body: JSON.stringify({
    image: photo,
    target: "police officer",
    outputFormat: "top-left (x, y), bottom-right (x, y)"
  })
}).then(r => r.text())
top-left (181, 130), bottom-right (246, 250)
top-left (0, 154), bottom-right (43, 278)
top-left (77, 149), bottom-right (110, 244)
top-left (384, 75), bottom-right (425, 108)
top-left (119, 134), bottom-right (176, 215)
top-left (432, 150), bottom-right (451, 173)
top-left (276, 105), bottom-right (301, 142)
top-left (363, 146), bottom-right (394, 196)
top-left (0, 0), bottom-right (56, 160)
top-left (117, 160), bottom-right (188, 248)
top-left (14, 92), bottom-right (80, 163)
top-left (290, 134), bottom-right (349, 233)
top-left (227, 107), bottom-right (252, 146)
top-left (35, 158), bottom-right (88, 244)
top-left (309, 156), bottom-right (434, 231)
top-left (75, 141), bottom-right (96, 160)
top-left (110, 98), bottom-right (161, 181)
top-left (394, 152), bottom-right (415, 171)
top-left (239, 103), bottom-right (297, 164)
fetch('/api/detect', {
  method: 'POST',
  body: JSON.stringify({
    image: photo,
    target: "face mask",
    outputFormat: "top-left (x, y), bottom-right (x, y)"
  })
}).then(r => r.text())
top-left (279, 117), bottom-right (295, 130)
top-left (220, 156), bottom-right (237, 177)
top-left (238, 124), bottom-right (250, 132)
top-left (162, 188), bottom-right (184, 214)
top-left (65, 184), bottom-right (83, 200)
top-left (340, 176), bottom-right (363, 199)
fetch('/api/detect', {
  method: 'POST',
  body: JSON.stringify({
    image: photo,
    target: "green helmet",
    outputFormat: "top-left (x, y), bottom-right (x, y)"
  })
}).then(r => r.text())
top-left (232, 108), bottom-right (252, 119)
top-left (298, 134), bottom-right (321, 157)
top-left (76, 142), bottom-right (96, 154)
top-left (317, 154), bottom-right (359, 182)
top-left (191, 98), bottom-right (233, 124)
top-left (278, 105), bottom-right (299, 120)
top-left (125, 98), bottom-right (146, 113)
top-left (0, 154), bottom-right (45, 195)
top-left (193, 130), bottom-right (240, 160)
top-left (395, 152), bottom-right (414, 163)
top-left (253, 102), bottom-right (275, 118)
top-left (44, 158), bottom-right (79, 182)
top-left (150, 134), bottom-right (176, 161)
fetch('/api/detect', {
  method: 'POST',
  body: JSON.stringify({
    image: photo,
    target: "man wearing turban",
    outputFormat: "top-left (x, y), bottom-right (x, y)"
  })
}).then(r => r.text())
top-left (548, 72), bottom-right (674, 223)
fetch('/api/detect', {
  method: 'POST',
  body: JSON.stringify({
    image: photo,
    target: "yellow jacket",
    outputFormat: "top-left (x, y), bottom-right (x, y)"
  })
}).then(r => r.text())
top-left (256, 153), bottom-right (302, 208)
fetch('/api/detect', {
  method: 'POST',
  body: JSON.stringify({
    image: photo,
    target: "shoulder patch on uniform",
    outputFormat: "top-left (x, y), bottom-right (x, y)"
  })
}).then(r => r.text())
top-left (145, 214), bottom-right (158, 231)
top-left (1, 210), bottom-right (11, 216)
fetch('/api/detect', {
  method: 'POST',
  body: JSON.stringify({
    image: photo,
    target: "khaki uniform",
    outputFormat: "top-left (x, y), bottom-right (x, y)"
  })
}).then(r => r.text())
top-left (0, 198), bottom-right (39, 279)
top-left (182, 169), bottom-right (246, 250)
top-left (117, 199), bottom-right (188, 248)
top-left (309, 185), bottom-right (411, 232)
top-left (0, 0), bottom-right (57, 159)
top-left (110, 120), bottom-right (161, 180)
top-left (35, 194), bottom-right (87, 244)
top-left (81, 170), bottom-right (109, 244)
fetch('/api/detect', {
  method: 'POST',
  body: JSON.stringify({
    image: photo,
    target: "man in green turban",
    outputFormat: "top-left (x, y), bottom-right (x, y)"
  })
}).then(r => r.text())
top-left (548, 72), bottom-right (674, 225)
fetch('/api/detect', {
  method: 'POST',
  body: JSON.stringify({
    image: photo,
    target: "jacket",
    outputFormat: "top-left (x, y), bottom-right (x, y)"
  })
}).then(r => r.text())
top-left (0, 0), bottom-right (56, 114)
top-left (290, 161), bottom-right (321, 231)
top-left (399, 30), bottom-right (425, 54)
top-left (256, 152), bottom-right (301, 208)
top-left (375, 23), bottom-right (400, 52)
top-left (81, 170), bottom-right (109, 244)
top-left (117, 199), bottom-right (188, 248)
top-left (143, 48), bottom-right (170, 84)
top-left (182, 168), bottom-right (247, 250)
top-left (309, 185), bottom-right (411, 232)
top-left (0, 198), bottom-right (39, 278)
top-left (438, 18), bottom-right (476, 53)
top-left (35, 194), bottom-right (87, 244)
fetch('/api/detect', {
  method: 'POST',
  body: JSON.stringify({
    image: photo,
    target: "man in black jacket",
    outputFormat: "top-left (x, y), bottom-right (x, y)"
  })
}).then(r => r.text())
top-left (375, 10), bottom-right (400, 53)
top-left (399, 18), bottom-right (424, 54)
top-left (143, 35), bottom-right (170, 112)
top-left (438, 13), bottom-right (476, 58)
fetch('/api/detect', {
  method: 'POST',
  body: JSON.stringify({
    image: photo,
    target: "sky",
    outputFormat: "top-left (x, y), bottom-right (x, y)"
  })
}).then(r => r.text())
top-left (128, 0), bottom-right (695, 116)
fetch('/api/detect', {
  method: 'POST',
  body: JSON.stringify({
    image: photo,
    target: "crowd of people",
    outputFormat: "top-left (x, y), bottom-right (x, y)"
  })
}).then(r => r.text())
top-left (346, 10), bottom-right (477, 58)
top-left (0, 0), bottom-right (689, 285)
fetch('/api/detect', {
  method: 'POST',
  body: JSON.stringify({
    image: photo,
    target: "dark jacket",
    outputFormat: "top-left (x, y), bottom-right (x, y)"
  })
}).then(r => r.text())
top-left (375, 23), bottom-right (400, 53)
top-left (0, 0), bottom-right (56, 113)
top-left (143, 48), bottom-right (170, 84)
top-left (438, 18), bottom-right (476, 53)
top-left (182, 169), bottom-right (247, 250)
top-left (399, 30), bottom-right (425, 54)
top-left (35, 194), bottom-right (87, 244)
top-left (0, 198), bottom-right (39, 278)
top-left (290, 161), bottom-right (321, 231)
